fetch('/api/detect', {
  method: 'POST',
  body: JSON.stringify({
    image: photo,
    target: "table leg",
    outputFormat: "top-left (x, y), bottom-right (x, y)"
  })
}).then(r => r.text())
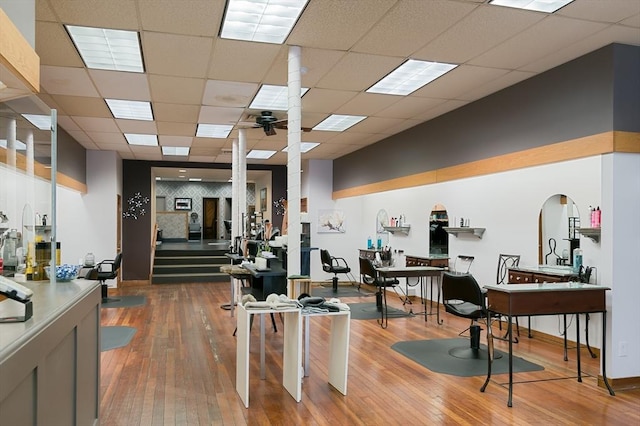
top-left (230, 277), bottom-right (235, 317)
top-left (563, 314), bottom-right (568, 361)
top-left (507, 314), bottom-right (514, 407)
top-left (436, 275), bottom-right (442, 325)
top-left (585, 314), bottom-right (597, 358)
top-left (601, 311), bottom-right (615, 396)
top-left (260, 313), bottom-right (266, 380)
top-left (480, 312), bottom-right (493, 393)
top-left (576, 313), bottom-right (582, 382)
top-left (304, 315), bottom-right (310, 377)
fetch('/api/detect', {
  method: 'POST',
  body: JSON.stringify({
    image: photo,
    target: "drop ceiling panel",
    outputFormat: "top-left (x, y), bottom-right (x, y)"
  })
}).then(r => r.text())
top-left (35, 22), bottom-right (84, 68)
top-left (71, 117), bottom-right (119, 133)
top-left (51, 96), bottom-right (110, 117)
top-left (288, 0), bottom-right (394, 50)
top-left (202, 80), bottom-right (258, 107)
top-left (415, 99), bottom-right (469, 121)
top-left (558, 0), bottom-right (640, 23)
top-left (208, 40), bottom-right (282, 82)
top-left (301, 89), bottom-right (358, 114)
top-left (198, 106), bottom-right (244, 125)
top-left (413, 65), bottom-right (510, 100)
top-left (462, 70), bottom-right (536, 101)
top-left (322, 131), bottom-right (376, 145)
top-left (89, 70), bottom-right (151, 100)
top-left (158, 135), bottom-right (193, 147)
top-left (56, 115), bottom-right (81, 132)
top-left (40, 66), bottom-right (100, 97)
top-left (94, 140), bottom-right (130, 151)
top-left (138, 0), bottom-right (222, 37)
top-left (377, 97), bottom-right (448, 120)
top-left (88, 132), bottom-right (128, 146)
top-left (352, 0), bottom-right (478, 57)
top-left (413, 5), bottom-right (545, 64)
top-left (263, 47), bottom-right (346, 87)
top-left (334, 93), bottom-right (403, 117)
top-left (116, 119), bottom-right (157, 134)
top-left (522, 25), bottom-right (640, 73)
top-left (148, 75), bottom-right (205, 105)
top-left (47, 0), bottom-right (140, 29)
top-left (156, 121), bottom-right (196, 137)
top-left (142, 32), bottom-right (213, 78)
top-left (129, 145), bottom-right (160, 155)
top-left (469, 16), bottom-right (610, 70)
top-left (35, 0), bottom-right (57, 22)
top-left (349, 117), bottom-right (406, 134)
top-left (316, 53), bottom-right (404, 91)
top-left (153, 103), bottom-right (200, 123)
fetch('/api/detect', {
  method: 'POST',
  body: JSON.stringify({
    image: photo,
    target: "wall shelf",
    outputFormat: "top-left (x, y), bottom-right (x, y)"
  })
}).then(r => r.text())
top-left (578, 227), bottom-right (601, 243)
top-left (382, 225), bottom-right (410, 235)
top-left (443, 227), bottom-right (485, 239)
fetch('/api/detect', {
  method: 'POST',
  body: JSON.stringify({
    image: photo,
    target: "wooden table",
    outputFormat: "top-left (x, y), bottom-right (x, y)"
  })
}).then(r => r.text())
top-left (481, 283), bottom-right (615, 407)
top-left (376, 265), bottom-right (445, 323)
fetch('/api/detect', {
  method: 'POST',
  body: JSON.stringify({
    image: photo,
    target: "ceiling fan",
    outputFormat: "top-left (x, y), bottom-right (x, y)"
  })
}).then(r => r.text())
top-left (244, 111), bottom-right (312, 136)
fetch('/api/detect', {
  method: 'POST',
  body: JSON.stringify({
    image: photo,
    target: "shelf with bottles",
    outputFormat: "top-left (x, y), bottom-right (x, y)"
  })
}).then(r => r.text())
top-left (443, 227), bottom-right (485, 239)
top-left (382, 225), bottom-right (410, 235)
top-left (578, 227), bottom-right (600, 243)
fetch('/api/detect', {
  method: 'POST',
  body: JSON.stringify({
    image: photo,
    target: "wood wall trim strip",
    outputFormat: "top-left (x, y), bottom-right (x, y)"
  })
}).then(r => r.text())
top-left (333, 131), bottom-right (637, 199)
top-left (614, 131), bottom-right (640, 153)
top-left (0, 8), bottom-right (40, 93)
top-left (1, 148), bottom-right (87, 193)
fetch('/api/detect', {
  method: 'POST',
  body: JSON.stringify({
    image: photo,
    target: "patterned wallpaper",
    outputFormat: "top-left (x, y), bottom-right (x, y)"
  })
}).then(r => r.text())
top-left (155, 181), bottom-right (255, 239)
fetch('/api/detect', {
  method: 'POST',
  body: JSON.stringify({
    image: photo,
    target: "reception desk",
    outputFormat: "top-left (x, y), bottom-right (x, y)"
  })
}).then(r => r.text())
top-left (0, 279), bottom-right (101, 425)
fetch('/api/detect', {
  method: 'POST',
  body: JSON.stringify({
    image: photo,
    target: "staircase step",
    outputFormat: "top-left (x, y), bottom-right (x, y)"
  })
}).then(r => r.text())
top-left (154, 256), bottom-right (228, 265)
top-left (152, 272), bottom-right (228, 284)
top-left (153, 264), bottom-right (224, 274)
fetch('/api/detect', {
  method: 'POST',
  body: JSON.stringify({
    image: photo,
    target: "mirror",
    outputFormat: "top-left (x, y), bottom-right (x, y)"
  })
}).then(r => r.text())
top-left (539, 194), bottom-right (580, 266)
top-left (429, 204), bottom-right (448, 255)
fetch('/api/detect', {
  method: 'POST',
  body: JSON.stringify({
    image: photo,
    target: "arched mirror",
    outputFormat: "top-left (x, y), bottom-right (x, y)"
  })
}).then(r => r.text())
top-left (429, 204), bottom-right (448, 255)
top-left (539, 194), bottom-right (580, 266)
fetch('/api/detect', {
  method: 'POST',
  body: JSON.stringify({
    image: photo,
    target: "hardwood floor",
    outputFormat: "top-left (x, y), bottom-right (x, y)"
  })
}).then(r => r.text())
top-left (100, 283), bottom-right (639, 425)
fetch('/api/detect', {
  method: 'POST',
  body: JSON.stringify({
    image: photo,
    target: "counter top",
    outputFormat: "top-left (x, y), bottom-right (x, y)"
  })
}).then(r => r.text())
top-left (485, 282), bottom-right (609, 292)
top-left (510, 265), bottom-right (578, 277)
top-left (0, 278), bottom-right (100, 361)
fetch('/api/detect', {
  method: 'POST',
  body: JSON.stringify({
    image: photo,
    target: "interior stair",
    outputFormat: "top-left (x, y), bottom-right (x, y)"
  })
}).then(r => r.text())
top-left (152, 247), bottom-right (229, 284)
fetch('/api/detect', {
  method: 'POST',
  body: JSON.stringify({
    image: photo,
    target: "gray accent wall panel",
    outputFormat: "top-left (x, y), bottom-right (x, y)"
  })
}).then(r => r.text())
top-left (613, 44), bottom-right (640, 131)
top-left (57, 126), bottom-right (87, 184)
top-left (334, 44), bottom-right (636, 192)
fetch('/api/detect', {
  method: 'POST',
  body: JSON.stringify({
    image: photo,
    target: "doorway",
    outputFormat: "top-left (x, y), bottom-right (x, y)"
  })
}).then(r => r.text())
top-left (429, 204), bottom-right (449, 255)
top-left (203, 198), bottom-right (218, 240)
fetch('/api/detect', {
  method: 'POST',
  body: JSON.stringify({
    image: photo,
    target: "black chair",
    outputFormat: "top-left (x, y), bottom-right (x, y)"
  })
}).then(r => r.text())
top-left (88, 252), bottom-right (122, 303)
top-left (320, 249), bottom-right (354, 292)
top-left (359, 257), bottom-right (400, 329)
top-left (442, 272), bottom-right (500, 360)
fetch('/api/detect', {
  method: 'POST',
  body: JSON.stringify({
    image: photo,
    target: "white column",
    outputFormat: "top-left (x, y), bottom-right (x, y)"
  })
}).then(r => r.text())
top-left (287, 46), bottom-right (302, 276)
top-left (25, 129), bottom-right (34, 176)
top-left (7, 117), bottom-right (17, 168)
top-left (239, 128), bottom-right (247, 238)
top-left (231, 139), bottom-right (240, 242)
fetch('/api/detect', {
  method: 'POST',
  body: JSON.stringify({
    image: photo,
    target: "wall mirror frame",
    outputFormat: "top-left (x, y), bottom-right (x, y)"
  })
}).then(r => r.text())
top-left (538, 194), bottom-right (580, 266)
top-left (429, 204), bottom-right (448, 256)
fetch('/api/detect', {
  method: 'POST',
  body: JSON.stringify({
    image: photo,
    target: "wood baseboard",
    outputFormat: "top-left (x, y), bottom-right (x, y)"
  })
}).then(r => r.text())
top-left (598, 375), bottom-right (640, 392)
top-left (120, 279), bottom-right (150, 287)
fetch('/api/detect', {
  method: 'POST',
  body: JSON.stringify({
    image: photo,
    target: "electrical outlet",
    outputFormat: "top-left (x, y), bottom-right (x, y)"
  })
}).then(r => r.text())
top-left (618, 341), bottom-right (628, 357)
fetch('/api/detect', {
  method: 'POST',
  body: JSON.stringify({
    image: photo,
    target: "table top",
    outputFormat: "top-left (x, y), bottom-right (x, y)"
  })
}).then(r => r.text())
top-left (510, 265), bottom-right (578, 277)
top-left (484, 282), bottom-right (610, 293)
top-left (376, 265), bottom-right (444, 277)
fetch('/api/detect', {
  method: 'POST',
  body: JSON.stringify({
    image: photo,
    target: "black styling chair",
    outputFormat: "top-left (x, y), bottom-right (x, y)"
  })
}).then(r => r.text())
top-left (320, 249), bottom-right (354, 292)
top-left (359, 257), bottom-right (400, 329)
top-left (441, 272), bottom-right (501, 360)
top-left (88, 252), bottom-right (122, 303)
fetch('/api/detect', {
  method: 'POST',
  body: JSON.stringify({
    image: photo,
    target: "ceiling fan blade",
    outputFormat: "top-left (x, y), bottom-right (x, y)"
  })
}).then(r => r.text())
top-left (274, 122), bottom-right (312, 132)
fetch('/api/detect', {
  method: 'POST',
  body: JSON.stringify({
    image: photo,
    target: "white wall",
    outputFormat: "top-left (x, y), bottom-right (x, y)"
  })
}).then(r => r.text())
top-left (309, 154), bottom-right (640, 379)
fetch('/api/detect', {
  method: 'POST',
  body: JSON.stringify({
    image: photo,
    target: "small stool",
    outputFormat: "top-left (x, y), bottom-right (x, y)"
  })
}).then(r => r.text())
top-left (288, 275), bottom-right (311, 299)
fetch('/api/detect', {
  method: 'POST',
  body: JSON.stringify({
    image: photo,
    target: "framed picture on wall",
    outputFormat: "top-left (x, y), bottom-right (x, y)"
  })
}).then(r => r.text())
top-left (260, 188), bottom-right (267, 212)
top-left (175, 197), bottom-right (192, 210)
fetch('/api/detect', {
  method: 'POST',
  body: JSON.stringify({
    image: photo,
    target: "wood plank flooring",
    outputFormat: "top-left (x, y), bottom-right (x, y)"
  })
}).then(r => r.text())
top-left (100, 283), bottom-right (639, 425)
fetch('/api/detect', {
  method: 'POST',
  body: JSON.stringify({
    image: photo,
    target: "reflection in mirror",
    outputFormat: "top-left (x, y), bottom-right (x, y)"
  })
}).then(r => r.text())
top-left (539, 194), bottom-right (580, 266)
top-left (429, 204), bottom-right (448, 255)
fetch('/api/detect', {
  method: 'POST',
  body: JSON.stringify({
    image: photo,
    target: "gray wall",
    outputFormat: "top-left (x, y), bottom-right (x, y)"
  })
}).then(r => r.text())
top-left (334, 43), bottom-right (638, 192)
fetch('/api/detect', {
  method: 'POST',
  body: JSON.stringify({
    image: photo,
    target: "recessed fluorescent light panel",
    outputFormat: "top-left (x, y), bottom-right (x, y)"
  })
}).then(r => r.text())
top-left (488, 0), bottom-right (574, 13)
top-left (196, 124), bottom-right (233, 138)
top-left (188, 178), bottom-right (202, 182)
top-left (246, 149), bottom-right (276, 159)
top-left (125, 133), bottom-right (158, 146)
top-left (21, 114), bottom-right (51, 130)
top-left (66, 25), bottom-right (144, 72)
top-left (250, 85), bottom-right (309, 110)
top-left (105, 99), bottom-right (153, 121)
top-left (282, 142), bottom-right (319, 153)
top-left (162, 146), bottom-right (190, 156)
top-left (313, 115), bottom-right (366, 132)
top-left (0, 139), bottom-right (27, 150)
top-left (220, 0), bottom-right (309, 44)
top-left (367, 59), bottom-right (457, 96)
